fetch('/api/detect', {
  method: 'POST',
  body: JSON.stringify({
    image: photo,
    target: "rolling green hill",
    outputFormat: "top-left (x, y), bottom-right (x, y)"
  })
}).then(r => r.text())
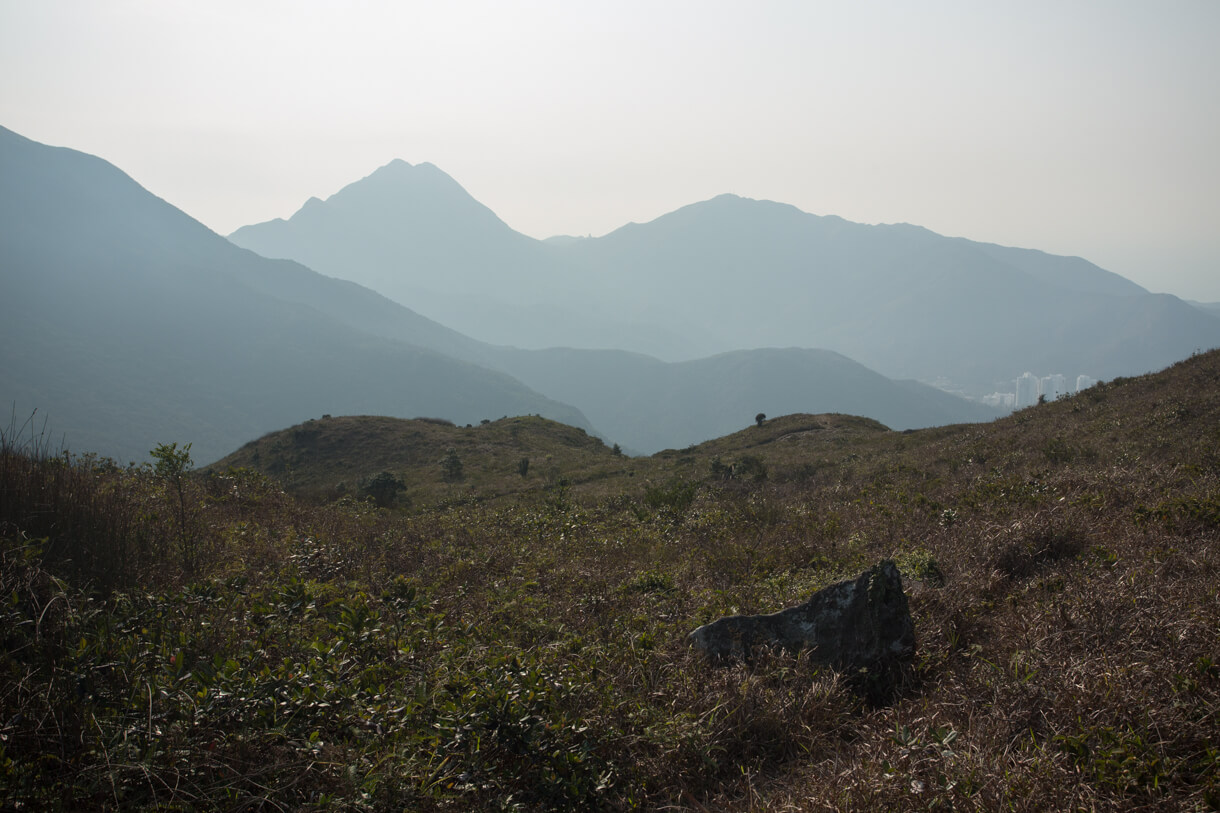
top-left (205, 410), bottom-right (895, 508)
top-left (208, 413), bottom-right (628, 504)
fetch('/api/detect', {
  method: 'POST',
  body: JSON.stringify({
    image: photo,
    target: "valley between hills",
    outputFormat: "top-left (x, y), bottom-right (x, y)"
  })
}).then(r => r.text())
top-left (3, 122), bottom-right (1220, 810)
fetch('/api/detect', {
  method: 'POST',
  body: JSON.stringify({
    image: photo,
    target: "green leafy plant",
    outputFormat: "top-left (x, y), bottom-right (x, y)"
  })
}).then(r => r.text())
top-left (151, 441), bottom-right (197, 573)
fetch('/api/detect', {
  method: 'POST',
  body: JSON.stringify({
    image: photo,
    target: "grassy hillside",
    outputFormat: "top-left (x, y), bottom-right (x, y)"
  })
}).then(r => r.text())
top-left (2, 352), bottom-right (1218, 810)
top-left (208, 414), bottom-right (628, 504)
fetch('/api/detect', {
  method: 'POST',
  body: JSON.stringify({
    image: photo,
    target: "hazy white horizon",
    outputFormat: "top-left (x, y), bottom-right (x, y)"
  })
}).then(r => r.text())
top-left (2, 1), bottom-right (1218, 300)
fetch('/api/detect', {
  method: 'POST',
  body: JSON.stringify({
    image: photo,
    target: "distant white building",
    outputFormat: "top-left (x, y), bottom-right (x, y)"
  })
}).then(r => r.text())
top-left (1010, 370), bottom-right (1096, 408)
top-left (1041, 373), bottom-right (1067, 401)
top-left (1015, 372), bottom-right (1040, 408)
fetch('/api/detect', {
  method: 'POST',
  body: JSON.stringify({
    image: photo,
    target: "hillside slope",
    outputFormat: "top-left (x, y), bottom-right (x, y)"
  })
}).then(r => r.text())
top-left (208, 414), bottom-right (626, 503)
top-left (4, 349), bottom-right (1219, 810)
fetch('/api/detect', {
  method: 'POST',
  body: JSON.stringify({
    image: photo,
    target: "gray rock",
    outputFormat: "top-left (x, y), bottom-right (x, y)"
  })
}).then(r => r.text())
top-left (689, 560), bottom-right (915, 672)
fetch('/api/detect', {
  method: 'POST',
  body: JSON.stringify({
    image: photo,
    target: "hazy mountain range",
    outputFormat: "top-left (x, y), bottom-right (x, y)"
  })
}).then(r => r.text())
top-left (231, 160), bottom-right (1220, 395)
top-left (0, 127), bottom-right (587, 463)
top-left (2, 126), bottom-right (1000, 462)
top-left (1191, 300), bottom-right (1220, 318)
top-left (482, 346), bottom-right (997, 454)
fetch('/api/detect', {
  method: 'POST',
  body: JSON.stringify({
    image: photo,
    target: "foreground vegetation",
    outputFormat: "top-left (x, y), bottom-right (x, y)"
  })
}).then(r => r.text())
top-left (3, 352), bottom-right (1219, 811)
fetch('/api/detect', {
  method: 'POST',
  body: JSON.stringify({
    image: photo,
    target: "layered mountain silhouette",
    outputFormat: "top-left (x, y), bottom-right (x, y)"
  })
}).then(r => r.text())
top-left (0, 127), bottom-right (589, 464)
top-left (3, 127), bottom-right (1003, 461)
top-left (1191, 300), bottom-right (1220, 319)
top-left (483, 346), bottom-right (998, 453)
top-left (231, 162), bottom-right (1220, 394)
top-left (229, 160), bottom-right (706, 358)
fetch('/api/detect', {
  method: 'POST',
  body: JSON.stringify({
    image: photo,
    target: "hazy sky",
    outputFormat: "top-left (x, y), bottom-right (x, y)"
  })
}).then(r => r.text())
top-left (3, 1), bottom-right (1218, 300)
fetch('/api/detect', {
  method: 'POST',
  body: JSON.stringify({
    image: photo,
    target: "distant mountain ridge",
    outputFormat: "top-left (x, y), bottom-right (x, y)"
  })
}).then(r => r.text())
top-left (229, 159), bottom-right (572, 312)
top-left (0, 127), bottom-right (590, 464)
top-left (2, 127), bottom-right (1009, 461)
top-left (230, 160), bottom-right (706, 357)
top-left (1191, 300), bottom-right (1220, 318)
top-left (229, 164), bottom-right (1220, 393)
top-left (484, 346), bottom-right (999, 454)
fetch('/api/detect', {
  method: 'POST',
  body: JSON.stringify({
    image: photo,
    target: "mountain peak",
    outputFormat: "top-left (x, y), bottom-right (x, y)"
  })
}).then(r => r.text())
top-left (367, 158), bottom-right (451, 182)
top-left (258, 158), bottom-right (489, 228)
top-left (227, 157), bottom-right (546, 302)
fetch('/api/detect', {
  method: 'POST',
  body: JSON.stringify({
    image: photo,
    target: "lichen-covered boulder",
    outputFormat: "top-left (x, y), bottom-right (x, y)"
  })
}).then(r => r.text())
top-left (688, 560), bottom-right (915, 673)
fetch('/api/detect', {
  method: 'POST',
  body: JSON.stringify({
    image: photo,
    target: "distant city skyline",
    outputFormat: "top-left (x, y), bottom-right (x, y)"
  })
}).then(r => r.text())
top-left (2, 1), bottom-right (1218, 300)
top-left (997, 371), bottom-right (1098, 411)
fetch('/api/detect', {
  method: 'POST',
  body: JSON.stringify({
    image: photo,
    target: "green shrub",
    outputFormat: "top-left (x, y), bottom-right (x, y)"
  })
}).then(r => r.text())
top-left (359, 470), bottom-right (406, 508)
top-left (642, 478), bottom-right (697, 512)
top-left (440, 447), bottom-right (464, 482)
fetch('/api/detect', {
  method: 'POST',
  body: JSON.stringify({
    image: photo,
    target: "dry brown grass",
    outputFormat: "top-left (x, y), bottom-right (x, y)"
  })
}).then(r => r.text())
top-left (2, 352), bottom-right (1218, 810)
